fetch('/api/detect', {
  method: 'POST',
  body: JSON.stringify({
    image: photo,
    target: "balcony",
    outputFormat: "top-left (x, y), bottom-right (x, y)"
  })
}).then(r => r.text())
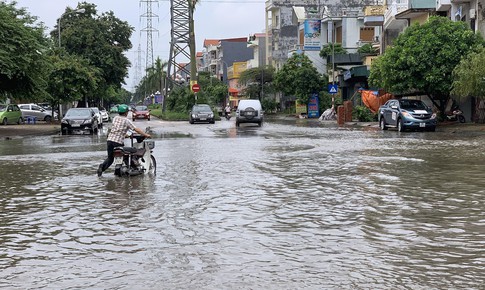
top-left (437, 0), bottom-right (451, 11)
top-left (384, 0), bottom-right (435, 30)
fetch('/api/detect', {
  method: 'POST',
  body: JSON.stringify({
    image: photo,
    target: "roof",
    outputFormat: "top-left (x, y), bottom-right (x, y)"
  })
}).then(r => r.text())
top-left (203, 39), bottom-right (219, 47)
top-left (220, 37), bottom-right (248, 42)
top-left (293, 7), bottom-right (306, 22)
top-left (196, 52), bottom-right (203, 57)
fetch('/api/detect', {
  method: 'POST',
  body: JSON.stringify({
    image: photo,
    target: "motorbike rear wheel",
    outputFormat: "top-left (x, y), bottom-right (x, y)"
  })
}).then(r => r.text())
top-left (459, 115), bottom-right (466, 123)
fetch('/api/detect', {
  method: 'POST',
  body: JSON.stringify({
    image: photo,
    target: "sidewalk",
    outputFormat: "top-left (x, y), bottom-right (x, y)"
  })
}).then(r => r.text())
top-left (0, 122), bottom-right (60, 139)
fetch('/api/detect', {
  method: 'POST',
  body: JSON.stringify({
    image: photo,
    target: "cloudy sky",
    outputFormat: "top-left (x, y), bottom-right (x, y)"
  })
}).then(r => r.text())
top-left (12, 0), bottom-right (266, 90)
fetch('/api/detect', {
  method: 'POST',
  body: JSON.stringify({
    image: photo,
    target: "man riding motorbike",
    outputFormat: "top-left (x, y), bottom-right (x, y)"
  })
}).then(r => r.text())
top-left (97, 104), bottom-right (151, 176)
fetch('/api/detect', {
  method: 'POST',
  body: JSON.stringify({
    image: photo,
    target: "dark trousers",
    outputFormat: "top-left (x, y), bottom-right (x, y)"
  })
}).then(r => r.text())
top-left (100, 140), bottom-right (124, 172)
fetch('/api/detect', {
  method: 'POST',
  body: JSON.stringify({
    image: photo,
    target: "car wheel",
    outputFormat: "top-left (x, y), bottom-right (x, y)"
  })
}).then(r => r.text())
top-left (189, 120), bottom-right (194, 124)
top-left (459, 115), bottom-right (465, 123)
top-left (148, 118), bottom-right (150, 121)
top-left (258, 121), bottom-right (262, 127)
top-left (428, 126), bottom-right (436, 132)
top-left (236, 121), bottom-right (240, 127)
top-left (17, 117), bottom-right (23, 125)
top-left (398, 118), bottom-right (405, 132)
top-left (379, 117), bottom-right (387, 130)
top-left (2, 118), bottom-right (7, 125)
top-left (132, 119), bottom-right (135, 122)
top-left (44, 116), bottom-right (52, 122)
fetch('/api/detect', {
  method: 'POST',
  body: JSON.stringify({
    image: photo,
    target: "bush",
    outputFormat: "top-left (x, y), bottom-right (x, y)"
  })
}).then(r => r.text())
top-left (353, 105), bottom-right (376, 122)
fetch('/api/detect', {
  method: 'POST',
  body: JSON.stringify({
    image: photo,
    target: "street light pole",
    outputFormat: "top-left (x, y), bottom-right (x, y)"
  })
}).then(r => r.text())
top-left (323, 6), bottom-right (335, 111)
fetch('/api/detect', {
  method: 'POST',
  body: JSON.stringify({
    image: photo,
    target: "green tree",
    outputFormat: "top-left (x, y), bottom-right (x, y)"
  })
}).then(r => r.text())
top-left (451, 47), bottom-right (485, 122)
top-left (319, 43), bottom-right (347, 59)
top-left (53, 2), bottom-right (134, 105)
top-left (239, 66), bottom-right (275, 100)
top-left (0, 2), bottom-right (50, 100)
top-left (369, 16), bottom-right (484, 114)
top-left (46, 51), bottom-right (100, 116)
top-left (357, 43), bottom-right (378, 54)
top-left (274, 53), bottom-right (324, 104)
top-left (135, 57), bottom-right (167, 103)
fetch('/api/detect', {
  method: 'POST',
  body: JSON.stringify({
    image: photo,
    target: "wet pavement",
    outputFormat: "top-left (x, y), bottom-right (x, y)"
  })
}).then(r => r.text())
top-left (0, 116), bottom-right (484, 289)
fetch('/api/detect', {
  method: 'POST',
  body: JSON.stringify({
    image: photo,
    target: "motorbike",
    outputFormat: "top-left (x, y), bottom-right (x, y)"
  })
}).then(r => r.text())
top-left (445, 107), bottom-right (466, 123)
top-left (113, 133), bottom-right (156, 177)
top-left (225, 112), bottom-right (231, 120)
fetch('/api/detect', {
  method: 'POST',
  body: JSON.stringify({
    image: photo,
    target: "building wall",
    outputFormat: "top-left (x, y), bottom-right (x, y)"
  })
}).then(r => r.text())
top-left (220, 39), bottom-right (253, 82)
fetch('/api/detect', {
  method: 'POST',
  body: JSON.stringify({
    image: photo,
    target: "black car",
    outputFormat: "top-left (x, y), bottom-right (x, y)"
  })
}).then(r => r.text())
top-left (61, 108), bottom-right (99, 135)
top-left (378, 99), bottom-right (437, 132)
top-left (189, 104), bottom-right (215, 124)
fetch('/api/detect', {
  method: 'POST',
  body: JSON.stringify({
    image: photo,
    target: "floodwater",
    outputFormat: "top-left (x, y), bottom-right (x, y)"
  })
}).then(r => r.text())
top-left (0, 117), bottom-right (484, 289)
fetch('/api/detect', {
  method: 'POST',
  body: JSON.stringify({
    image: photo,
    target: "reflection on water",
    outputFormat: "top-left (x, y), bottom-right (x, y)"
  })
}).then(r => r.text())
top-left (0, 122), bottom-right (484, 289)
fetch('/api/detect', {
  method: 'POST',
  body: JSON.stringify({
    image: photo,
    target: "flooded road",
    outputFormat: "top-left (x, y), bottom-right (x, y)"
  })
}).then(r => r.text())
top-left (1, 117), bottom-right (484, 289)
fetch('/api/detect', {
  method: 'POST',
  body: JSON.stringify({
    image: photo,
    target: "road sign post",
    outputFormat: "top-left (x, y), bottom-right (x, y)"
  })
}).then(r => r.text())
top-left (192, 83), bottom-right (200, 93)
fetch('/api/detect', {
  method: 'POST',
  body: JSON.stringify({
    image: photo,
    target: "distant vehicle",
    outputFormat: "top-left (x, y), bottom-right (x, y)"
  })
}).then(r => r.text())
top-left (89, 107), bottom-right (103, 128)
top-left (109, 105), bottom-right (119, 114)
top-left (61, 108), bottom-right (99, 135)
top-left (132, 105), bottom-right (150, 121)
top-left (99, 107), bottom-right (110, 122)
top-left (189, 104), bottom-right (215, 124)
top-left (236, 99), bottom-right (263, 127)
top-left (0, 104), bottom-right (23, 125)
top-left (378, 99), bottom-right (437, 132)
top-left (18, 103), bottom-right (57, 122)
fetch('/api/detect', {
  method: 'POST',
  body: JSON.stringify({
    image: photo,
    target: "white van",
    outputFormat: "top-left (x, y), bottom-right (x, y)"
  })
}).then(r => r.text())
top-left (236, 99), bottom-right (263, 127)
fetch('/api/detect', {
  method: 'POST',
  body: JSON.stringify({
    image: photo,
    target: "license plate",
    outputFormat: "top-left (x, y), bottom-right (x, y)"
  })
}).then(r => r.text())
top-left (114, 158), bottom-right (123, 165)
top-left (200, 118), bottom-right (206, 121)
top-left (246, 112), bottom-right (253, 116)
top-left (71, 124), bottom-right (80, 127)
top-left (419, 123), bottom-right (426, 127)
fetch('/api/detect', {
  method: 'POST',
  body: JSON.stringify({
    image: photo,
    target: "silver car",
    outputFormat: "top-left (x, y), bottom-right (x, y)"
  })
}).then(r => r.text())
top-left (18, 103), bottom-right (57, 122)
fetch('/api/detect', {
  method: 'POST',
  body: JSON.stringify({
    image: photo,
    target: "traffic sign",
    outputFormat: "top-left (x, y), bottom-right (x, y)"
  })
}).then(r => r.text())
top-left (192, 83), bottom-right (201, 93)
top-left (328, 84), bottom-right (338, 94)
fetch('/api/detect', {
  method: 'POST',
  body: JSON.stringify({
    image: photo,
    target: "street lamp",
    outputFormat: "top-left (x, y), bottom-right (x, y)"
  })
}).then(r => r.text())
top-left (323, 6), bottom-right (335, 110)
top-left (58, 8), bottom-right (85, 47)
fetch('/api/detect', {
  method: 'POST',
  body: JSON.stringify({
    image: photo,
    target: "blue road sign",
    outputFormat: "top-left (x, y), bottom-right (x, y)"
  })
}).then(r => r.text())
top-left (328, 84), bottom-right (338, 94)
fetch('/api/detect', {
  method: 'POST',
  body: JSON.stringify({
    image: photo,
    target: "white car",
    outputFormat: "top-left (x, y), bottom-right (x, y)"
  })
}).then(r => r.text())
top-left (89, 107), bottom-right (103, 128)
top-left (18, 103), bottom-right (57, 122)
top-left (99, 108), bottom-right (109, 122)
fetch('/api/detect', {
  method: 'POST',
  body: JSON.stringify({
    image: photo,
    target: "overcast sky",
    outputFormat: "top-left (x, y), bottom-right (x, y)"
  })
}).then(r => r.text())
top-left (12, 0), bottom-right (266, 90)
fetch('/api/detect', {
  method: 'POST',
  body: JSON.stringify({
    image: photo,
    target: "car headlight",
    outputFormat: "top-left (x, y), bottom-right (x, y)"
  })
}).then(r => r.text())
top-left (83, 119), bottom-right (92, 125)
top-left (431, 113), bottom-right (437, 119)
top-left (192, 114), bottom-right (196, 118)
top-left (209, 113), bottom-right (213, 117)
top-left (401, 111), bottom-right (411, 117)
top-left (61, 119), bottom-right (68, 124)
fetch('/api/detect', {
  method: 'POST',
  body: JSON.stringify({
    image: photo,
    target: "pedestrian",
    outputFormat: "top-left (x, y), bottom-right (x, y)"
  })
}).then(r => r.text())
top-left (97, 104), bottom-right (151, 176)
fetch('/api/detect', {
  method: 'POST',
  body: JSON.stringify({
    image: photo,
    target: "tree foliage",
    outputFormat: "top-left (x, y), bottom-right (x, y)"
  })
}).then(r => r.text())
top-left (369, 16), bottom-right (484, 113)
top-left (274, 53), bottom-right (324, 103)
top-left (53, 2), bottom-right (134, 104)
top-left (239, 67), bottom-right (275, 100)
top-left (319, 43), bottom-right (347, 59)
top-left (134, 57), bottom-right (167, 103)
top-left (0, 2), bottom-right (50, 100)
top-left (452, 47), bottom-right (485, 100)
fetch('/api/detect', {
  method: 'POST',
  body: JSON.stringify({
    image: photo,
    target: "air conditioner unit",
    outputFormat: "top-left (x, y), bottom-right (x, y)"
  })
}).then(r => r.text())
top-left (470, 8), bottom-right (476, 19)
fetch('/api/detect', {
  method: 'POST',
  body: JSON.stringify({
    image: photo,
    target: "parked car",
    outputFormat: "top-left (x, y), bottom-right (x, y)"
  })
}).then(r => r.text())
top-left (378, 99), bottom-right (437, 132)
top-left (236, 99), bottom-right (263, 127)
top-left (0, 104), bottom-right (23, 125)
top-left (189, 104), bottom-right (215, 124)
top-left (99, 107), bottom-right (110, 122)
top-left (61, 108), bottom-right (99, 135)
top-left (132, 105), bottom-right (150, 121)
top-left (89, 107), bottom-right (103, 128)
top-left (18, 103), bottom-right (57, 122)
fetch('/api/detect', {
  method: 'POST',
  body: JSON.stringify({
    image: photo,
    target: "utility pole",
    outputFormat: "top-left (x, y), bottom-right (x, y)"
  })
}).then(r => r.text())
top-left (164, 0), bottom-right (192, 112)
top-left (140, 0), bottom-right (158, 72)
